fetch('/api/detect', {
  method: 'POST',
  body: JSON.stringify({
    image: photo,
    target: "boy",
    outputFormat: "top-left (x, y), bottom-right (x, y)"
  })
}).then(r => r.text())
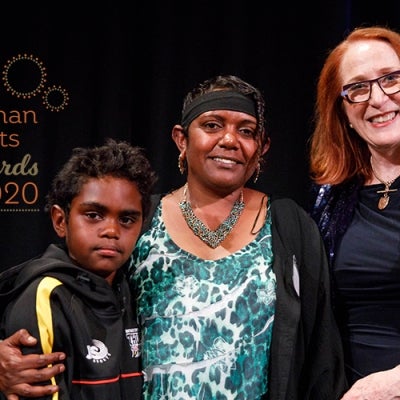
top-left (0, 139), bottom-right (157, 399)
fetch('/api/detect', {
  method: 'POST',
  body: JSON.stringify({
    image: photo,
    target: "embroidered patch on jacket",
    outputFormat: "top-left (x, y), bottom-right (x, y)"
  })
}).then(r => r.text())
top-left (85, 339), bottom-right (111, 363)
top-left (125, 328), bottom-right (141, 358)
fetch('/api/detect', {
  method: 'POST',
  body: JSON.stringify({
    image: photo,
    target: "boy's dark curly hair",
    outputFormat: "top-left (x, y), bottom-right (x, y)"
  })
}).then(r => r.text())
top-left (45, 138), bottom-right (158, 219)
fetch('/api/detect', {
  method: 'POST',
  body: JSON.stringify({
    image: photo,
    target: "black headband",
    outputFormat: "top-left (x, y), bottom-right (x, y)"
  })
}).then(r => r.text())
top-left (181, 91), bottom-right (257, 127)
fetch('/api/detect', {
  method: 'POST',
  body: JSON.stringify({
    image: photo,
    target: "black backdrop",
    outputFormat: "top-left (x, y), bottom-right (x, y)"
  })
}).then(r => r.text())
top-left (1, 1), bottom-right (399, 271)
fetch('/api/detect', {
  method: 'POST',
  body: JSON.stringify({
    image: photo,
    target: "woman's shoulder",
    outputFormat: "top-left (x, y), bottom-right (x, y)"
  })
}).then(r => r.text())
top-left (243, 187), bottom-right (268, 203)
top-left (243, 189), bottom-right (308, 220)
top-left (270, 194), bottom-right (305, 212)
top-left (269, 195), bottom-right (317, 234)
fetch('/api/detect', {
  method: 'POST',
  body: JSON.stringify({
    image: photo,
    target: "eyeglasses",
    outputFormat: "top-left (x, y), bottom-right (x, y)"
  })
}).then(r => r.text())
top-left (341, 70), bottom-right (400, 103)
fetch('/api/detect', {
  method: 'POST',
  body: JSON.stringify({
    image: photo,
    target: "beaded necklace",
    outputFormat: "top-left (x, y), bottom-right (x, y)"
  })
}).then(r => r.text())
top-left (179, 183), bottom-right (244, 248)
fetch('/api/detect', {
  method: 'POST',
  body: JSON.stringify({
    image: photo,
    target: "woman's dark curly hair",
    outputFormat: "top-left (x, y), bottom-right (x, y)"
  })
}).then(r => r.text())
top-left (45, 138), bottom-right (157, 219)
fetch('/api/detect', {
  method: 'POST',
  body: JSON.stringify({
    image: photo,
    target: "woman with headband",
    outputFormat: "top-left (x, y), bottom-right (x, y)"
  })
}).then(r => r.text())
top-left (129, 75), bottom-right (347, 399)
top-left (0, 75), bottom-right (347, 399)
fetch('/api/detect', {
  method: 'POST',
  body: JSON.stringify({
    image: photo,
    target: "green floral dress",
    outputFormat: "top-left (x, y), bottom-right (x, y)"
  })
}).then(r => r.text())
top-left (130, 199), bottom-right (276, 399)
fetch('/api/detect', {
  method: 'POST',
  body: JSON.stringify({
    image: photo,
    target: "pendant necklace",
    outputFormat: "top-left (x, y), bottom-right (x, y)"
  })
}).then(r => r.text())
top-left (179, 183), bottom-right (245, 249)
top-left (370, 158), bottom-right (398, 210)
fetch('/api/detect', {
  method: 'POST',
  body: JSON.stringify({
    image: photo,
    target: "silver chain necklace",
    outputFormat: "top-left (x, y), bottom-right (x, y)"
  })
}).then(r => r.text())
top-left (179, 183), bottom-right (245, 248)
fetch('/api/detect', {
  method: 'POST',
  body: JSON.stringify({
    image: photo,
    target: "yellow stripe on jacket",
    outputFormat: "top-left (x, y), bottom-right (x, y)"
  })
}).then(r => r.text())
top-left (36, 276), bottom-right (63, 399)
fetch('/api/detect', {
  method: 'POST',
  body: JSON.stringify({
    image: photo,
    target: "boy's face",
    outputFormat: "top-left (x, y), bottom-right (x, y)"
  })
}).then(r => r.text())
top-left (51, 176), bottom-right (143, 284)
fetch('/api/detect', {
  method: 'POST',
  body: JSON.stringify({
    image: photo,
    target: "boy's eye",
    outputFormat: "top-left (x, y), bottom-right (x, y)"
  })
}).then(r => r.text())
top-left (120, 216), bottom-right (137, 225)
top-left (86, 211), bottom-right (101, 220)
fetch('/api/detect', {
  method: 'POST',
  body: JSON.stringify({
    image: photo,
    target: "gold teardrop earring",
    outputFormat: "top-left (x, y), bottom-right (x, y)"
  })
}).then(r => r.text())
top-left (253, 162), bottom-right (261, 183)
top-left (178, 152), bottom-right (186, 175)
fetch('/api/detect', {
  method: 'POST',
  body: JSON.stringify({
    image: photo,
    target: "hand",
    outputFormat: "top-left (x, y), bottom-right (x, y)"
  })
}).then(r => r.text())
top-left (0, 329), bottom-right (66, 400)
top-left (340, 366), bottom-right (400, 400)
